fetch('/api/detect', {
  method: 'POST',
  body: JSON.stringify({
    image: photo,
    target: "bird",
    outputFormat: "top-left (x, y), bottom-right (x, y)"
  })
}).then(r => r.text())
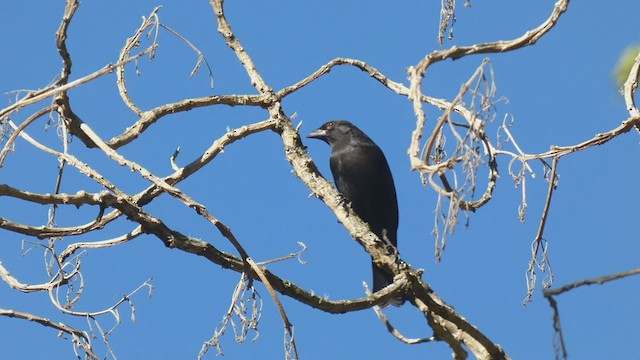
top-left (307, 120), bottom-right (403, 307)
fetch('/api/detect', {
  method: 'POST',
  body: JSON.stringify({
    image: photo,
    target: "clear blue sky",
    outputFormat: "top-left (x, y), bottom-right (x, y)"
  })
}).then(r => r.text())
top-left (1, 1), bottom-right (639, 359)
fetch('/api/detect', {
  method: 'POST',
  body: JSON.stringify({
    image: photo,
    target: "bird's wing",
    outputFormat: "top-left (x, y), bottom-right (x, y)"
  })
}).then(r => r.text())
top-left (330, 143), bottom-right (398, 243)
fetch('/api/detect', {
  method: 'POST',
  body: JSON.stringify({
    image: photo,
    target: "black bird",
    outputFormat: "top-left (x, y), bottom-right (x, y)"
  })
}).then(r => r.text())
top-left (308, 120), bottom-right (403, 306)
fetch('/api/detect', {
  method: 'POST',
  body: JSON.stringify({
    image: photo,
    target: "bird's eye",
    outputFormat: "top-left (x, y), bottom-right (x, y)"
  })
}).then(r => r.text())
top-left (326, 121), bottom-right (335, 128)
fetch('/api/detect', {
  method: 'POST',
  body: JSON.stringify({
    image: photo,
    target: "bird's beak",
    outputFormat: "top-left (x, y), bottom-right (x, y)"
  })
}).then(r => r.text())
top-left (307, 128), bottom-right (327, 140)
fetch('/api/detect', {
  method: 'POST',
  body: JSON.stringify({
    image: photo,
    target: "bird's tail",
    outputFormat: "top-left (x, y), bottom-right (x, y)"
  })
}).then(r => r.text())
top-left (372, 261), bottom-right (404, 308)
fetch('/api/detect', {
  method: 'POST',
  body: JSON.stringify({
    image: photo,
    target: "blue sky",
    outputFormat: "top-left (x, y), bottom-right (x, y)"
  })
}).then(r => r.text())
top-left (1, 1), bottom-right (639, 359)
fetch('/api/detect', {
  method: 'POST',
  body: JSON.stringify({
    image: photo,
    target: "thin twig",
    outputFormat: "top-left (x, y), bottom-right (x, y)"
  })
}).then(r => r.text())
top-left (0, 308), bottom-right (98, 359)
top-left (524, 157), bottom-right (558, 303)
top-left (542, 267), bottom-right (640, 360)
top-left (545, 267), bottom-right (640, 297)
top-left (0, 46), bottom-right (157, 121)
top-left (371, 296), bottom-right (435, 344)
top-left (246, 258), bottom-right (298, 360)
top-left (0, 106), bottom-right (53, 166)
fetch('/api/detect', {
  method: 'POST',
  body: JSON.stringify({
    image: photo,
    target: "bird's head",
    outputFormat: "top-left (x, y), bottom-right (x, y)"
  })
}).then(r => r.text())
top-left (307, 120), bottom-right (359, 146)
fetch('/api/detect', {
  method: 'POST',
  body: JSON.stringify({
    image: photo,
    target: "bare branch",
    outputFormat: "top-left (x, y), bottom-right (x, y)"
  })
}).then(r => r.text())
top-left (48, 278), bottom-right (153, 318)
top-left (246, 258), bottom-right (298, 360)
top-left (545, 267), bottom-right (640, 297)
top-left (542, 267), bottom-right (640, 359)
top-left (159, 23), bottom-right (215, 86)
top-left (210, 0), bottom-right (272, 95)
top-left (276, 57), bottom-right (407, 100)
top-left (0, 308), bottom-right (98, 359)
top-left (59, 226), bottom-right (143, 263)
top-left (0, 260), bottom-right (79, 293)
top-left (0, 184), bottom-right (105, 207)
top-left (0, 45), bottom-right (157, 122)
top-left (0, 106), bottom-right (53, 167)
top-left (258, 242), bottom-right (308, 266)
top-left (623, 48), bottom-right (640, 118)
top-left (370, 287), bottom-right (435, 345)
top-left (106, 94), bottom-right (270, 149)
top-left (524, 157), bottom-right (558, 303)
top-left (544, 295), bottom-right (568, 360)
top-left (116, 6), bottom-right (162, 116)
top-left (55, 0), bottom-right (78, 84)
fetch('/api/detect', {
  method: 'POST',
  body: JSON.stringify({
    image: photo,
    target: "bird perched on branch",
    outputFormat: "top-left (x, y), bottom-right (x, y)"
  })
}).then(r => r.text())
top-left (308, 120), bottom-right (403, 307)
